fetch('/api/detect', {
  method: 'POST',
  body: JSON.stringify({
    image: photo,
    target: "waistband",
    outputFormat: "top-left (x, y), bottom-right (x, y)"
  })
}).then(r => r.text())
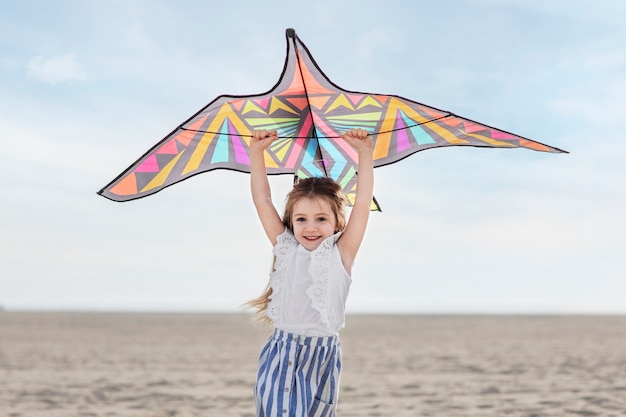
top-left (272, 328), bottom-right (339, 347)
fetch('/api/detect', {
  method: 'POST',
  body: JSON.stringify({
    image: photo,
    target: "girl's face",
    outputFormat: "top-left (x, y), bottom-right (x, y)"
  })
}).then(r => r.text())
top-left (291, 197), bottom-right (338, 251)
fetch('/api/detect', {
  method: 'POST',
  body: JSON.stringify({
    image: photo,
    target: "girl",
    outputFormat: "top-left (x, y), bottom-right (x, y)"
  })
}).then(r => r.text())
top-left (248, 128), bottom-right (374, 417)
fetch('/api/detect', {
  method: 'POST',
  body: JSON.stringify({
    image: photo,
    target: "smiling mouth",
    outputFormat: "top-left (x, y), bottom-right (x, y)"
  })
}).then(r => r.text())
top-left (304, 236), bottom-right (321, 241)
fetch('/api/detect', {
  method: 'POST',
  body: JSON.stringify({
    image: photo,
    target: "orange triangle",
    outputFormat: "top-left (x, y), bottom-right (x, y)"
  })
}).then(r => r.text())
top-left (440, 115), bottom-right (462, 128)
top-left (284, 63), bottom-right (305, 96)
top-left (421, 105), bottom-right (447, 120)
top-left (231, 98), bottom-right (245, 112)
top-left (520, 139), bottom-right (552, 152)
top-left (309, 95), bottom-right (331, 110)
top-left (176, 129), bottom-right (195, 147)
top-left (373, 95), bottom-right (390, 105)
top-left (179, 114), bottom-right (209, 147)
top-left (299, 55), bottom-right (332, 95)
top-left (109, 173), bottom-right (138, 196)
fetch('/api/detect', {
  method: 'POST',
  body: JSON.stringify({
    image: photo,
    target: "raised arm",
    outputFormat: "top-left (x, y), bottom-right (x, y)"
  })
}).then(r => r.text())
top-left (337, 128), bottom-right (374, 272)
top-left (250, 129), bottom-right (285, 245)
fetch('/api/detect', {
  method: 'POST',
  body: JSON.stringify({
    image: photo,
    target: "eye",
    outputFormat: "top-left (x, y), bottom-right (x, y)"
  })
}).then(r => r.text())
top-left (295, 217), bottom-right (306, 222)
top-left (316, 216), bottom-right (328, 222)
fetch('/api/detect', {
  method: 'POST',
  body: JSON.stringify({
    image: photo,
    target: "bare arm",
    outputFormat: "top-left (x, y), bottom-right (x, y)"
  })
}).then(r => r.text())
top-left (337, 128), bottom-right (374, 273)
top-left (250, 129), bottom-right (285, 246)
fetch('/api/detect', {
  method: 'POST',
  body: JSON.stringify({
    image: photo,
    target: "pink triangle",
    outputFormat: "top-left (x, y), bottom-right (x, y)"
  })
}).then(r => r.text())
top-left (158, 140), bottom-right (178, 155)
top-left (463, 121), bottom-right (485, 133)
top-left (491, 130), bottom-right (516, 139)
top-left (347, 94), bottom-right (362, 106)
top-left (135, 154), bottom-right (159, 173)
top-left (256, 98), bottom-right (270, 111)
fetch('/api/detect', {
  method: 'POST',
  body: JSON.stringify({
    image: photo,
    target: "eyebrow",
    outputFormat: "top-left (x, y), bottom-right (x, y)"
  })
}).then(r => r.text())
top-left (293, 212), bottom-right (330, 217)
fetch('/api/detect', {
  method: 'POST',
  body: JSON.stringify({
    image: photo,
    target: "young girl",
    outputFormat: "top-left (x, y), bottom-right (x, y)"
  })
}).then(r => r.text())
top-left (248, 128), bottom-right (374, 417)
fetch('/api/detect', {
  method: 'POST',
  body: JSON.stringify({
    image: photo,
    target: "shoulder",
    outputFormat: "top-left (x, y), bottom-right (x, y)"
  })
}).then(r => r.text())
top-left (274, 228), bottom-right (295, 246)
top-left (273, 228), bottom-right (297, 254)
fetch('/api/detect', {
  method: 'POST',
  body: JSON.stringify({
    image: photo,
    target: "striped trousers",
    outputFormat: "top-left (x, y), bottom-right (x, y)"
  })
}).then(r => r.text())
top-left (255, 328), bottom-right (342, 417)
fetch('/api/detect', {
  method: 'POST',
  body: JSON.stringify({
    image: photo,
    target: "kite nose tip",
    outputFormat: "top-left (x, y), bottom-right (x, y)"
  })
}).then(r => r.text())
top-left (286, 28), bottom-right (296, 38)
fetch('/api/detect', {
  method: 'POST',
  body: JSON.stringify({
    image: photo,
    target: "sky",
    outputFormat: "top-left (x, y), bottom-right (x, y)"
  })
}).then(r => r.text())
top-left (1, 0), bottom-right (624, 314)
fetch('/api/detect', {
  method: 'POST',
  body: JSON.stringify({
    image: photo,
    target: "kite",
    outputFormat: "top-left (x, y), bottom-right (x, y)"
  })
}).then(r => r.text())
top-left (98, 28), bottom-right (566, 210)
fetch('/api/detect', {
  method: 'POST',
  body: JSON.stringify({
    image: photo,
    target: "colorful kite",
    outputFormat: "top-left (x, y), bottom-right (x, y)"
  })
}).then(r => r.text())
top-left (98, 28), bottom-right (566, 210)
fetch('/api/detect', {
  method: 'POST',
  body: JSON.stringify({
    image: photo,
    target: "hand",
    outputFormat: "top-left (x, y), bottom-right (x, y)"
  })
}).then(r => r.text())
top-left (341, 128), bottom-right (373, 153)
top-left (250, 129), bottom-right (279, 151)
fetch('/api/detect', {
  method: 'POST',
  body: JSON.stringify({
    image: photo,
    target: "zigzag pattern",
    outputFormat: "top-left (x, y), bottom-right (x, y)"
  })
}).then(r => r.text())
top-left (99, 29), bottom-right (566, 207)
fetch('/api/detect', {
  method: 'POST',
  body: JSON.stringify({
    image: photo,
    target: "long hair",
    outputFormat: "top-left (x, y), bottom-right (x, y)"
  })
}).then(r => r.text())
top-left (246, 177), bottom-right (347, 323)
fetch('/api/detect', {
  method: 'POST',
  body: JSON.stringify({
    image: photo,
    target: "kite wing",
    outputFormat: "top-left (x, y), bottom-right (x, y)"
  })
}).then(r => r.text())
top-left (98, 28), bottom-right (566, 208)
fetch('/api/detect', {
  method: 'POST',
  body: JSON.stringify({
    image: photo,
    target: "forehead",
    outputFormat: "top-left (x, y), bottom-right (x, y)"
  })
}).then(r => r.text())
top-left (292, 197), bottom-right (332, 215)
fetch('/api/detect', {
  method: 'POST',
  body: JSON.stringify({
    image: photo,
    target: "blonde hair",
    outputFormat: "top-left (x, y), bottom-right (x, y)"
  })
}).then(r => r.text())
top-left (246, 177), bottom-right (347, 323)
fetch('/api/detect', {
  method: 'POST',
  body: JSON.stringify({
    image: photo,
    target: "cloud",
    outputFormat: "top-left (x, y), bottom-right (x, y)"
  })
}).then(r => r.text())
top-left (26, 53), bottom-right (88, 84)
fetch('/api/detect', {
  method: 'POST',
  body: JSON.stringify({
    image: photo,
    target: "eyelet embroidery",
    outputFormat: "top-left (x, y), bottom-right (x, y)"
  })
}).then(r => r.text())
top-left (306, 232), bottom-right (342, 329)
top-left (266, 230), bottom-right (297, 322)
top-left (266, 229), bottom-right (342, 330)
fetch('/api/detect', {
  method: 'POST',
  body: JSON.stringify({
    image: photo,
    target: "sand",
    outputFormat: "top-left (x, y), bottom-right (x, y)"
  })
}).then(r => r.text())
top-left (1, 313), bottom-right (625, 417)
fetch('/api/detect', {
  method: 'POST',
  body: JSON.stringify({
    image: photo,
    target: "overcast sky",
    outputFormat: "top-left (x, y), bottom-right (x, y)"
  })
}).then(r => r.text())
top-left (1, 0), bottom-right (624, 313)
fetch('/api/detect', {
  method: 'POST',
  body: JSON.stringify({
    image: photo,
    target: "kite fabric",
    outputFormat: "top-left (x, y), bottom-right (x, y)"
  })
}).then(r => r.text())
top-left (98, 28), bottom-right (567, 209)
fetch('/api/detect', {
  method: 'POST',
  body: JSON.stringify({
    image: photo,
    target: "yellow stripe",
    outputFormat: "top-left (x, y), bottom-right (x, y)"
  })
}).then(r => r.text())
top-left (141, 151), bottom-right (185, 192)
top-left (426, 122), bottom-right (469, 145)
top-left (374, 98), bottom-right (471, 159)
top-left (373, 99), bottom-right (398, 159)
top-left (265, 152), bottom-right (279, 168)
top-left (394, 100), bottom-right (467, 145)
top-left (465, 132), bottom-right (516, 147)
top-left (184, 103), bottom-right (252, 174)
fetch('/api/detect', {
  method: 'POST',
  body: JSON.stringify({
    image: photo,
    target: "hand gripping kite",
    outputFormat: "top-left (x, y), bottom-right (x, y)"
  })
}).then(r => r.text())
top-left (98, 28), bottom-right (567, 210)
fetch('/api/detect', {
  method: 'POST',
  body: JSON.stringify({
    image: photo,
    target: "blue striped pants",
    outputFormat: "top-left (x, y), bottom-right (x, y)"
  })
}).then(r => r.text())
top-left (255, 328), bottom-right (342, 417)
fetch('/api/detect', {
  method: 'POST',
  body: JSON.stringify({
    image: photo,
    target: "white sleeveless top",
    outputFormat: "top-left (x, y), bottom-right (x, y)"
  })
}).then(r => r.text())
top-left (266, 229), bottom-right (352, 336)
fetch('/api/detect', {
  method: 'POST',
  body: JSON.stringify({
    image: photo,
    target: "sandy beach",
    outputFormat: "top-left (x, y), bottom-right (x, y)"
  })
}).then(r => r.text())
top-left (1, 313), bottom-right (625, 417)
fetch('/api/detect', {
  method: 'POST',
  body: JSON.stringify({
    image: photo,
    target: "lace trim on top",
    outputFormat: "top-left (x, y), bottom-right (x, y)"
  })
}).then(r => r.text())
top-left (306, 232), bottom-right (342, 329)
top-left (266, 229), bottom-right (343, 330)
top-left (266, 229), bottom-right (298, 322)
